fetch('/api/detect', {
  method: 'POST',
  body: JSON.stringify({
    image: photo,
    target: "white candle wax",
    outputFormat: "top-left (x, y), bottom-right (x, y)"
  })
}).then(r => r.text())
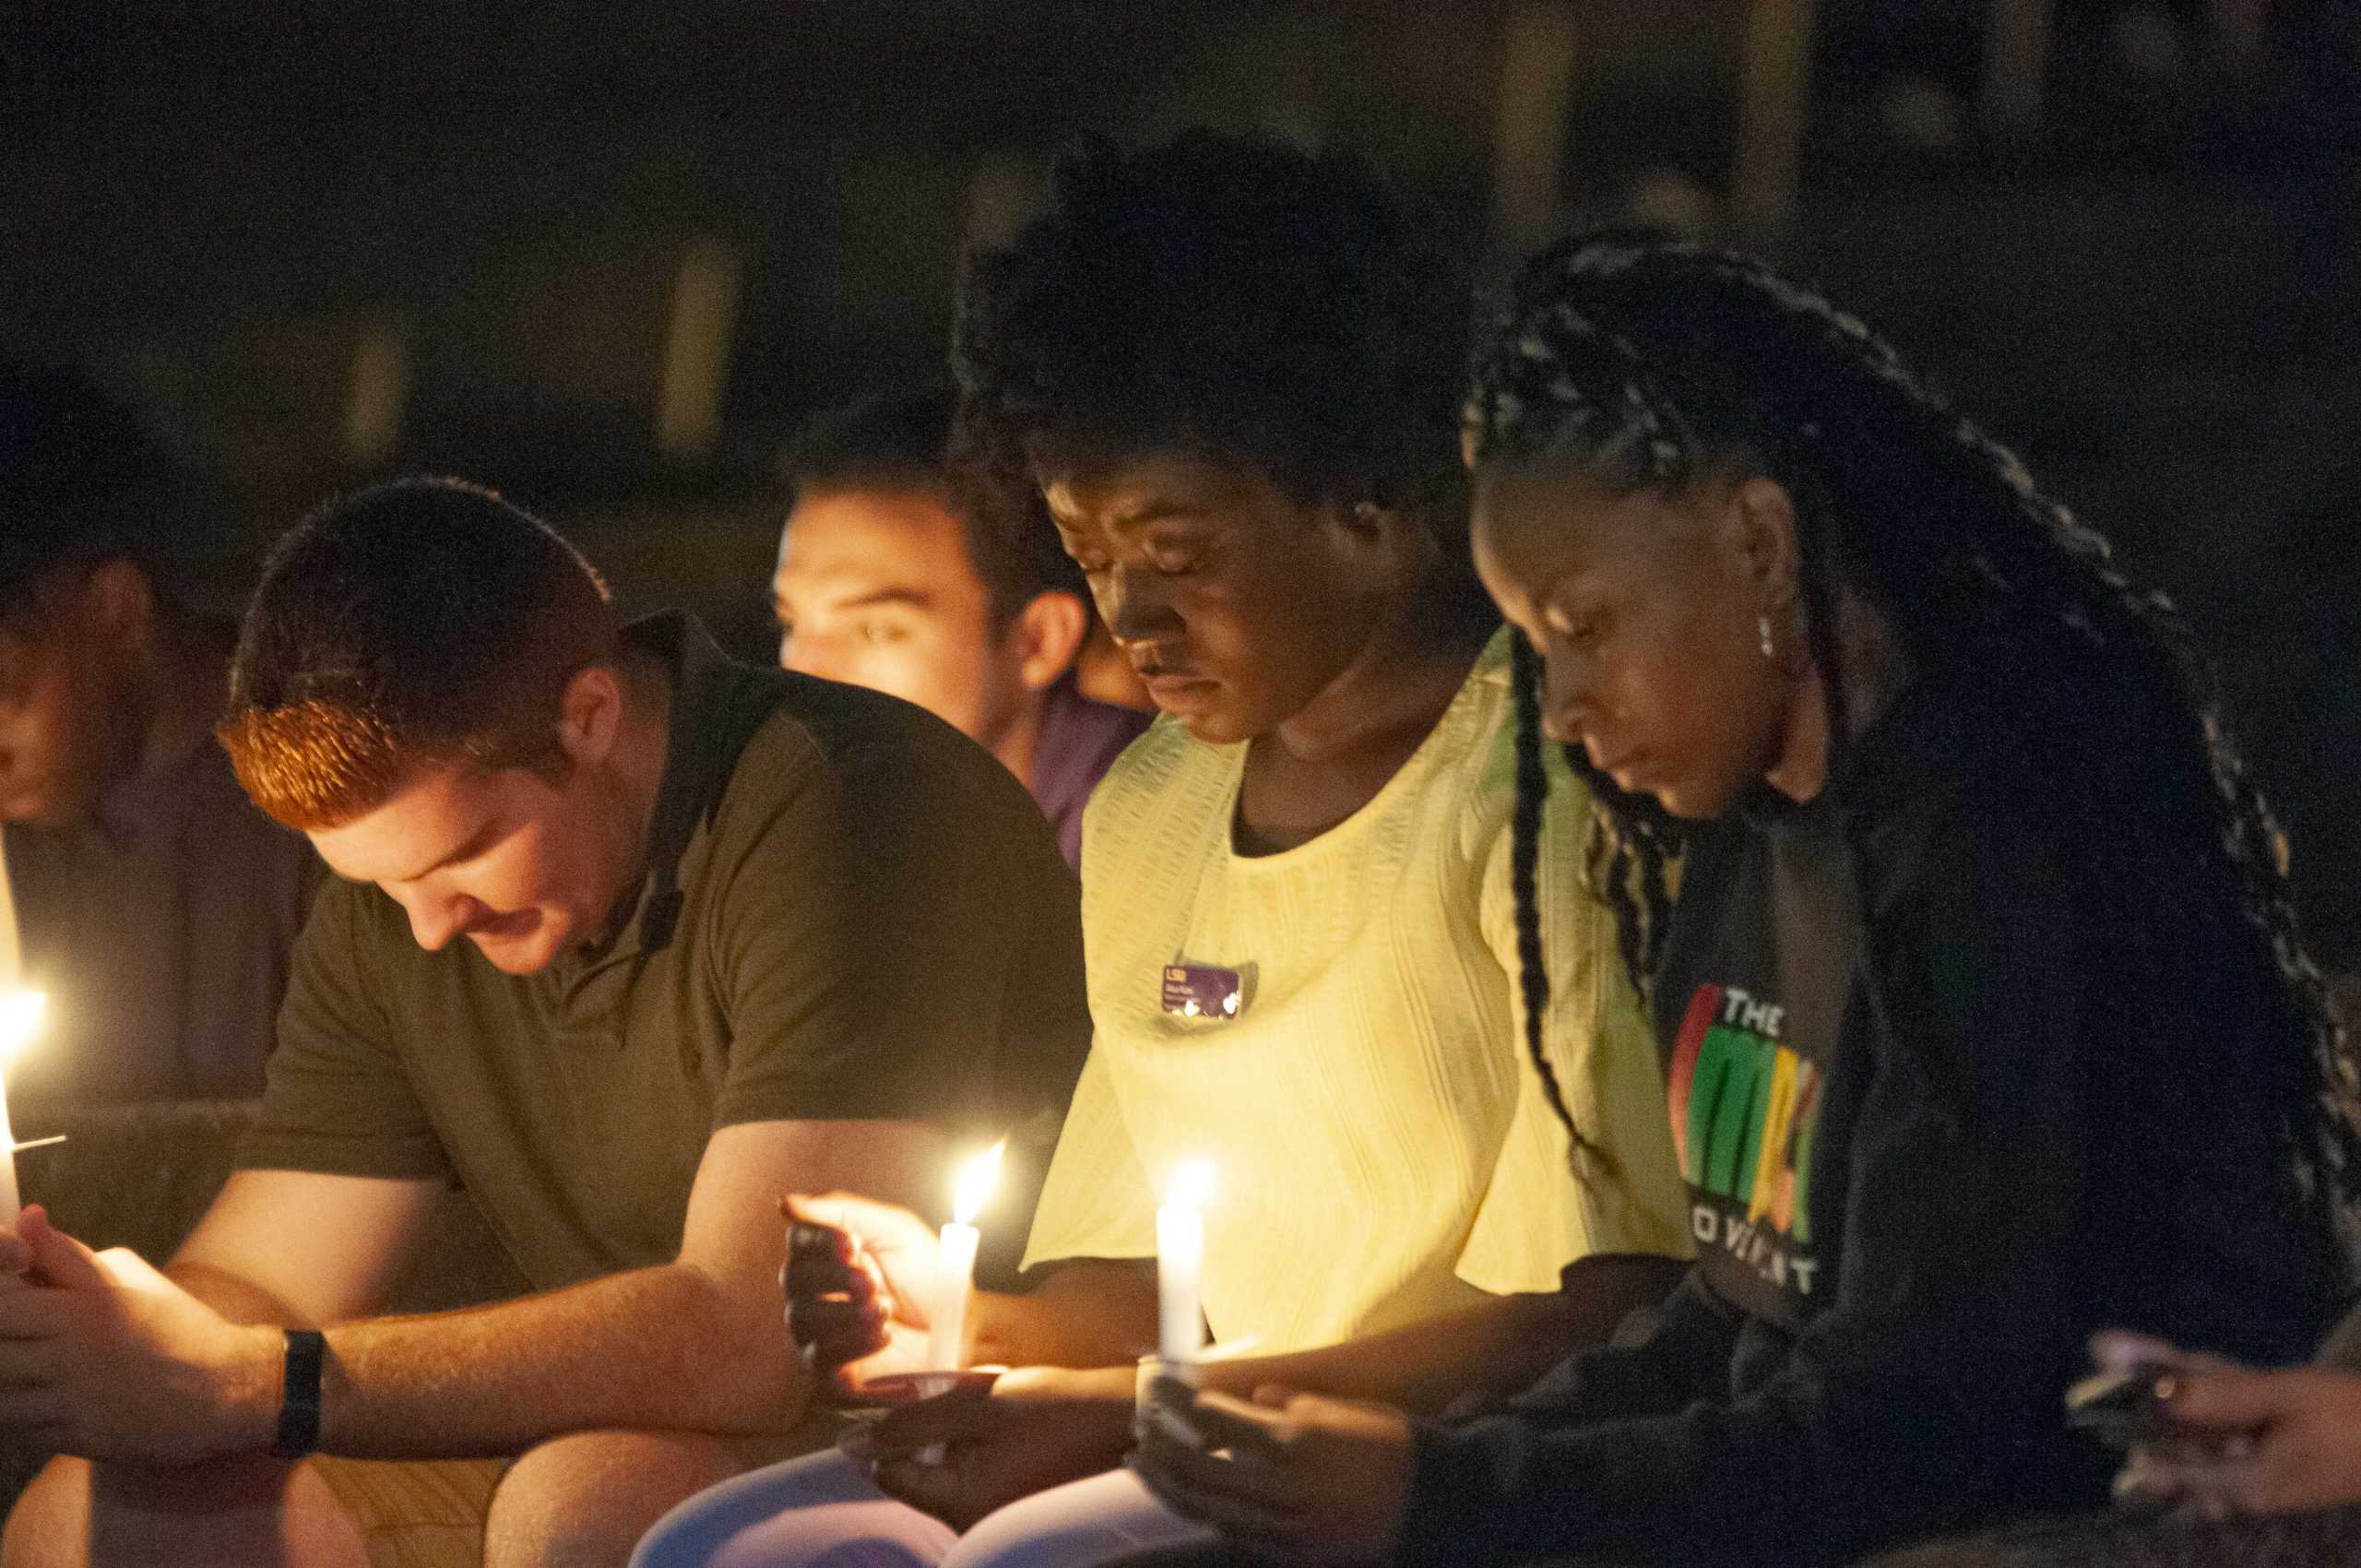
top-left (927, 1221), bottom-right (981, 1370)
top-left (0, 1063), bottom-right (18, 1226)
top-left (1157, 1161), bottom-right (1215, 1372)
top-left (924, 1139), bottom-right (1004, 1372)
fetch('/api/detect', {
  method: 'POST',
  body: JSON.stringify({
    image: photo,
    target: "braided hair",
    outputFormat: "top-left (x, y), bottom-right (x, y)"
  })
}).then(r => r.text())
top-left (1470, 236), bottom-right (2361, 1262)
top-left (1508, 630), bottom-right (1604, 1168)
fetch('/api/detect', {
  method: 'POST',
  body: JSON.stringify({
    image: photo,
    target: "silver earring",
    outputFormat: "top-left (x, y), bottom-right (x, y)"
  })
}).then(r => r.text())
top-left (1758, 613), bottom-right (1775, 660)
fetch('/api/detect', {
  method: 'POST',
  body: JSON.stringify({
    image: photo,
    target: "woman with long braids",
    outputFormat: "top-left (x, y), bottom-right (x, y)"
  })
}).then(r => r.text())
top-left (633, 137), bottom-right (1690, 1568)
top-left (1128, 236), bottom-right (2360, 1567)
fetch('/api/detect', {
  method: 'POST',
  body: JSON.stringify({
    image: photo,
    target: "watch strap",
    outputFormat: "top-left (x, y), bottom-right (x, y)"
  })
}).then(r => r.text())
top-left (271, 1328), bottom-right (326, 1460)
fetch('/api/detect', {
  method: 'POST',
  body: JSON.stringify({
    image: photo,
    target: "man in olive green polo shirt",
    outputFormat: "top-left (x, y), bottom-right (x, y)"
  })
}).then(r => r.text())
top-left (0, 478), bottom-right (1089, 1568)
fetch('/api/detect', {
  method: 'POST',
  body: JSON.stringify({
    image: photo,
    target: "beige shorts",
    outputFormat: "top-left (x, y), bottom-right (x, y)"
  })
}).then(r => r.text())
top-left (306, 1426), bottom-right (831, 1568)
top-left (304, 1455), bottom-right (511, 1568)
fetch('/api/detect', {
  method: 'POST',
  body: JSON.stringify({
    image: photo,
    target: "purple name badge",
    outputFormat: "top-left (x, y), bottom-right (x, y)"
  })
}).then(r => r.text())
top-left (1161, 963), bottom-right (1243, 1020)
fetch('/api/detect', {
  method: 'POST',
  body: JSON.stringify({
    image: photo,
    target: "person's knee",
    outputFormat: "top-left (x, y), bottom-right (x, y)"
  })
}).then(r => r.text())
top-left (488, 1431), bottom-right (751, 1568)
top-left (3, 1456), bottom-right (92, 1568)
top-left (938, 1469), bottom-right (1206, 1568)
top-left (629, 1448), bottom-right (951, 1568)
top-left (2, 1453), bottom-right (366, 1568)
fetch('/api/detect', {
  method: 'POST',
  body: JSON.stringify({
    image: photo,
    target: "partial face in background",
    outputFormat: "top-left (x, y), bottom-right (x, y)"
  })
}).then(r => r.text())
top-left (1043, 453), bottom-right (1394, 745)
top-left (0, 562), bottom-right (153, 827)
top-left (774, 487), bottom-right (1035, 752)
top-left (1473, 458), bottom-right (1801, 820)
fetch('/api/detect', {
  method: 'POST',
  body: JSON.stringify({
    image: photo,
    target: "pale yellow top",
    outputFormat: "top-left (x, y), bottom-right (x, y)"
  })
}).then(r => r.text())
top-left (1023, 629), bottom-right (1691, 1353)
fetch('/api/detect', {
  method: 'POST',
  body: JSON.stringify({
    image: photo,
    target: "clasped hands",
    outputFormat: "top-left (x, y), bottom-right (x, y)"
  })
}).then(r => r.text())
top-left (0, 1204), bottom-right (279, 1465)
top-left (778, 1192), bottom-right (1417, 1561)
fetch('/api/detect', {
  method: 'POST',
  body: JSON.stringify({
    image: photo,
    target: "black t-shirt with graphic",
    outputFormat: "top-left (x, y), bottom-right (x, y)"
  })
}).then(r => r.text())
top-left (1403, 674), bottom-right (2347, 1568)
top-left (1655, 802), bottom-right (1858, 1329)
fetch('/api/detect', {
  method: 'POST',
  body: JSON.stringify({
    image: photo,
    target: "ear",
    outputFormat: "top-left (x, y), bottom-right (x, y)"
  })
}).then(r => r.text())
top-left (1008, 591), bottom-right (1089, 694)
top-left (554, 663), bottom-right (626, 766)
top-left (80, 557), bottom-right (156, 645)
top-left (1329, 500), bottom-right (1431, 588)
top-left (1724, 477), bottom-right (1801, 612)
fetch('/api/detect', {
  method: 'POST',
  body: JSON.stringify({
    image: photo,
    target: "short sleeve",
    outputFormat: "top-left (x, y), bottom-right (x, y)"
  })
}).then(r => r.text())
top-left (1019, 1042), bottom-right (1159, 1270)
top-left (237, 879), bottom-right (452, 1182)
top-left (1461, 752), bottom-right (1691, 1291)
top-left (707, 721), bottom-right (1089, 1137)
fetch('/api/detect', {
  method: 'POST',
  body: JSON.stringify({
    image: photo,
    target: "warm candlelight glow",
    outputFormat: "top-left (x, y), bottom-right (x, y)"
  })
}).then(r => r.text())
top-left (0, 991), bottom-right (46, 1225)
top-left (952, 1139), bottom-right (1005, 1227)
top-left (1165, 1159), bottom-right (1216, 1213)
top-left (0, 991), bottom-right (44, 1063)
top-left (1157, 1158), bottom-right (1216, 1373)
top-left (924, 1136), bottom-right (1006, 1381)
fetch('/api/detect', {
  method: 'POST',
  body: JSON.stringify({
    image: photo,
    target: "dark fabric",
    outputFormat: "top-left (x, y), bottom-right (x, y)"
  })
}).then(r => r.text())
top-left (239, 612), bottom-right (1089, 1293)
top-left (6, 689), bottom-right (319, 1115)
top-left (1400, 674), bottom-right (2345, 1568)
top-left (1025, 676), bottom-right (1150, 870)
top-left (1859, 1504), bottom-right (2361, 1568)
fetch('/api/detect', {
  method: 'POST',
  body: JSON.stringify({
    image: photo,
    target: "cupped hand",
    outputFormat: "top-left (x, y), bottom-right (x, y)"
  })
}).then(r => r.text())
top-left (1131, 1380), bottom-right (1414, 1565)
top-left (780, 1193), bottom-right (947, 1398)
top-left (867, 1365), bottom-right (1137, 1531)
top-left (0, 1206), bottom-right (279, 1465)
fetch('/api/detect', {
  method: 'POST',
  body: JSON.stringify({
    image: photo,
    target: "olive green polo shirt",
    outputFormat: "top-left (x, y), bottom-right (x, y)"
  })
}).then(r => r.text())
top-left (239, 612), bottom-right (1088, 1294)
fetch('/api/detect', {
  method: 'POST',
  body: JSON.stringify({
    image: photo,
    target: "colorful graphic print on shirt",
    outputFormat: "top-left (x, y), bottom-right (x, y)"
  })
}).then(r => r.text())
top-left (1667, 980), bottom-right (1825, 1313)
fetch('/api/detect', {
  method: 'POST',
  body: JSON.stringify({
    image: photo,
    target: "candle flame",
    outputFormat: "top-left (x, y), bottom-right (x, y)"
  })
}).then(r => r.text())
top-left (0, 992), bottom-right (45, 1066)
top-left (1165, 1159), bottom-right (1216, 1212)
top-left (952, 1139), bottom-right (1005, 1225)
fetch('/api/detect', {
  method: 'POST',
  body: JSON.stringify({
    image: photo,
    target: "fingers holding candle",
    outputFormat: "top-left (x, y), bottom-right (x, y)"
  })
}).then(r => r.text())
top-left (779, 1196), bottom-right (899, 1396)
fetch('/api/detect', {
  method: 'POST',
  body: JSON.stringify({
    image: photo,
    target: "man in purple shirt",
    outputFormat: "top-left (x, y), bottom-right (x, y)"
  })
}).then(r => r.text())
top-left (771, 388), bottom-right (1148, 867)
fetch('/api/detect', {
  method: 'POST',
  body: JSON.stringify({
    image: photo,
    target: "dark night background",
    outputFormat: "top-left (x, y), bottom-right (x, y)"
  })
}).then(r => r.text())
top-left (5, 0), bottom-right (2358, 954)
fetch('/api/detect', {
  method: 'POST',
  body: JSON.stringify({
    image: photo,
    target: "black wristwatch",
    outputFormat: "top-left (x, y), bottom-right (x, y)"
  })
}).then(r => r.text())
top-left (271, 1328), bottom-right (326, 1460)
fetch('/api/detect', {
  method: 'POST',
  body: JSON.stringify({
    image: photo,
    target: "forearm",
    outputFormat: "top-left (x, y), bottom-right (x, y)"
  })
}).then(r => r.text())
top-left (293, 1262), bottom-right (806, 1459)
top-left (167, 1262), bottom-right (309, 1328)
top-left (967, 1259), bottom-right (1158, 1370)
top-left (1200, 1253), bottom-right (1683, 1415)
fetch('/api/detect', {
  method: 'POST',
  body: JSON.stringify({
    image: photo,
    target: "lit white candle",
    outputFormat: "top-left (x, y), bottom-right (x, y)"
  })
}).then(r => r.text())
top-left (1157, 1160), bottom-right (1216, 1374)
top-left (0, 992), bottom-right (49, 1225)
top-left (926, 1140), bottom-right (1003, 1371)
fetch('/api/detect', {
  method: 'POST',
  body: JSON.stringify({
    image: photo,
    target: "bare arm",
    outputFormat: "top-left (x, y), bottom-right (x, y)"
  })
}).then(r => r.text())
top-left (967, 1258), bottom-right (1160, 1372)
top-left (303, 1118), bottom-right (943, 1455)
top-left (1194, 1252), bottom-right (1684, 1414)
top-left (170, 1169), bottom-right (448, 1327)
top-left (867, 1253), bottom-right (1687, 1471)
top-left (124, 1119), bottom-right (944, 1461)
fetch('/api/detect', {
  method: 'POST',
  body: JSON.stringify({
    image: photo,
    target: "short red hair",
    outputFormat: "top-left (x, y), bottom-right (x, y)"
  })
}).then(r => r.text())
top-left (219, 478), bottom-right (619, 831)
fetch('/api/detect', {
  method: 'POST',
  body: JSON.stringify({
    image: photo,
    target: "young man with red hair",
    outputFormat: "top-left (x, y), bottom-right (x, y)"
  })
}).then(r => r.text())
top-left (0, 478), bottom-right (1090, 1568)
